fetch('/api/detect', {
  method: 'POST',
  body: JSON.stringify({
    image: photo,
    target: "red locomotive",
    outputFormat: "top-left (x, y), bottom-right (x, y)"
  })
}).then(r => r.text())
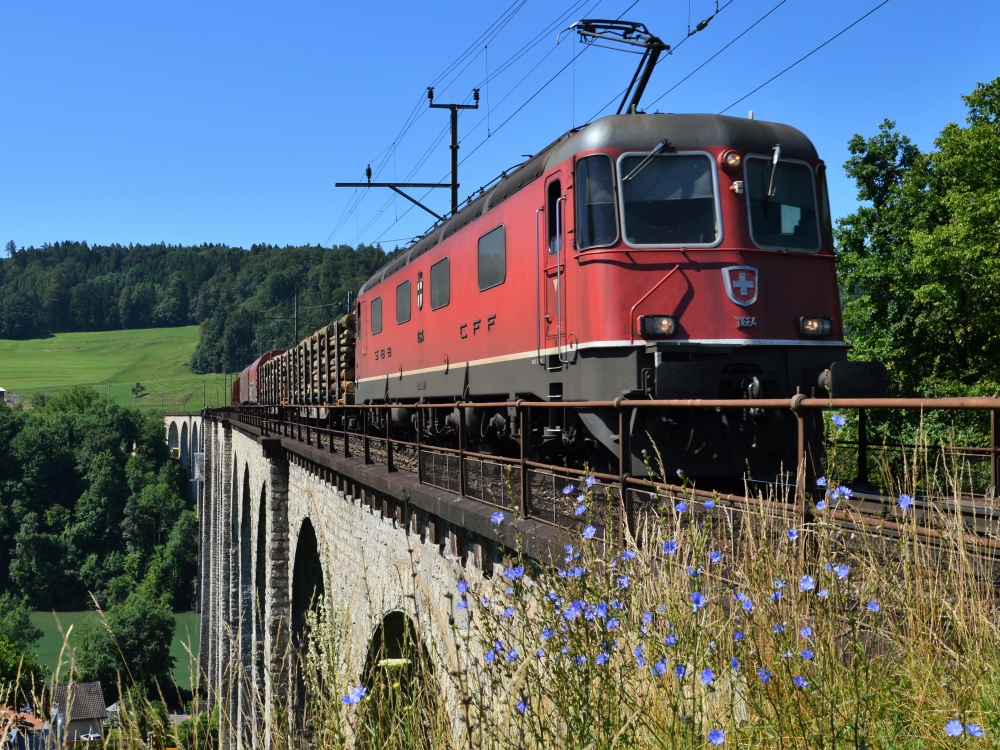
top-left (239, 20), bottom-right (884, 479)
top-left (350, 111), bottom-right (883, 476)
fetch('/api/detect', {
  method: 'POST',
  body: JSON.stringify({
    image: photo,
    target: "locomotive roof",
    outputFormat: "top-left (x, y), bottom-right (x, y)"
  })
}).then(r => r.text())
top-left (359, 112), bottom-right (818, 295)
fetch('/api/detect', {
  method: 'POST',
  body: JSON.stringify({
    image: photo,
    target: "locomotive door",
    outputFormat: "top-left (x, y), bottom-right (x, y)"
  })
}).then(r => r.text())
top-left (538, 173), bottom-right (569, 368)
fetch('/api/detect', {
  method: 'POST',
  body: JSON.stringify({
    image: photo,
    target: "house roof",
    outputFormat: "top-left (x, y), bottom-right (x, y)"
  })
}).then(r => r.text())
top-left (51, 683), bottom-right (107, 722)
top-left (0, 706), bottom-right (45, 730)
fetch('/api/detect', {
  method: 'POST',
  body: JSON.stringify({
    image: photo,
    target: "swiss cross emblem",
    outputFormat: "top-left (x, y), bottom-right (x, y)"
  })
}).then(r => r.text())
top-left (722, 266), bottom-right (758, 307)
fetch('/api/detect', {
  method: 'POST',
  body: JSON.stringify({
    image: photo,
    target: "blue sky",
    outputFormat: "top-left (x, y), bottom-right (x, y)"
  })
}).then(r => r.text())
top-left (1, 0), bottom-right (996, 253)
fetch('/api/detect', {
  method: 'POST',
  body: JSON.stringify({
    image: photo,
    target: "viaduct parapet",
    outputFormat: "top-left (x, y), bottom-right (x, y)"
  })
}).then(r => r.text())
top-left (186, 410), bottom-right (561, 748)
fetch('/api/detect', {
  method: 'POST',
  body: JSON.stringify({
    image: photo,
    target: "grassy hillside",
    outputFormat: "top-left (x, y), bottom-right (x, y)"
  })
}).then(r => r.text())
top-left (0, 326), bottom-right (231, 411)
top-left (29, 611), bottom-right (201, 691)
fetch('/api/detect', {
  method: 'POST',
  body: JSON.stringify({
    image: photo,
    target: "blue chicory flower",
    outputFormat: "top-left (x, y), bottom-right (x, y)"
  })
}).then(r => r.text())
top-left (586, 475), bottom-right (597, 488)
top-left (793, 676), bottom-right (808, 688)
top-left (787, 528), bottom-right (799, 541)
top-left (867, 600), bottom-right (880, 613)
top-left (831, 413), bottom-right (846, 430)
top-left (691, 591), bottom-right (707, 611)
top-left (800, 575), bottom-right (816, 592)
top-left (898, 494), bottom-right (914, 511)
top-left (574, 504), bottom-right (587, 516)
top-left (516, 699), bottom-right (528, 715)
top-left (457, 580), bottom-right (469, 594)
top-left (663, 540), bottom-right (678, 554)
top-left (675, 665), bottom-right (686, 679)
top-left (757, 668), bottom-right (771, 682)
top-left (816, 476), bottom-right (827, 487)
top-left (341, 685), bottom-right (367, 705)
top-left (652, 659), bottom-right (667, 676)
top-left (800, 625), bottom-right (813, 638)
top-left (675, 500), bottom-right (688, 512)
top-left (563, 484), bottom-right (574, 495)
top-left (701, 667), bottom-right (715, 686)
top-left (816, 499), bottom-right (827, 511)
top-left (801, 649), bottom-right (814, 660)
top-left (704, 499), bottom-right (716, 510)
top-left (945, 720), bottom-right (964, 737)
top-left (582, 525), bottom-right (597, 540)
top-left (966, 724), bottom-right (984, 738)
top-left (708, 728), bottom-right (725, 746)
top-left (710, 550), bottom-right (723, 564)
top-left (457, 598), bottom-right (467, 610)
top-left (491, 511), bottom-right (504, 524)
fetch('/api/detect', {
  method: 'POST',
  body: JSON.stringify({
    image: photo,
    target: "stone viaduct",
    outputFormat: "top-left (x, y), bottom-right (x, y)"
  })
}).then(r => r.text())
top-left (175, 410), bottom-right (562, 749)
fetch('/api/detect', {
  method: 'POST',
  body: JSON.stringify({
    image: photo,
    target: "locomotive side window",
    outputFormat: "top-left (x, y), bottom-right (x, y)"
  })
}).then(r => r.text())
top-left (478, 225), bottom-right (505, 291)
top-left (745, 156), bottom-right (820, 251)
top-left (619, 153), bottom-right (718, 247)
top-left (371, 297), bottom-right (382, 334)
top-left (547, 180), bottom-right (562, 253)
top-left (430, 257), bottom-right (450, 310)
top-left (576, 155), bottom-right (619, 249)
top-left (396, 280), bottom-right (411, 324)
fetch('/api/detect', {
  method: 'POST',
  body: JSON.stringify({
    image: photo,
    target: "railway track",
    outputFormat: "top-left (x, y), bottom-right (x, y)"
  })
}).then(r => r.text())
top-left (232, 401), bottom-right (1000, 570)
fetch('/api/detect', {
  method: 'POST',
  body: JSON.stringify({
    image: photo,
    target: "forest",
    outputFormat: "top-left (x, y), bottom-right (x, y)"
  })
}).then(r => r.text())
top-left (0, 388), bottom-right (195, 695)
top-left (0, 241), bottom-right (395, 374)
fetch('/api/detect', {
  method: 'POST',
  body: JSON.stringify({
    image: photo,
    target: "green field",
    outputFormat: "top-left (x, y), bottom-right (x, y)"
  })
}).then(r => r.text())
top-left (29, 611), bottom-right (202, 691)
top-left (0, 326), bottom-right (233, 411)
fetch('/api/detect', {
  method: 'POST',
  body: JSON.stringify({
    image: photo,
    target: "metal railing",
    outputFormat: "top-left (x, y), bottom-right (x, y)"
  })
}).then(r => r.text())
top-left (230, 396), bottom-right (1000, 550)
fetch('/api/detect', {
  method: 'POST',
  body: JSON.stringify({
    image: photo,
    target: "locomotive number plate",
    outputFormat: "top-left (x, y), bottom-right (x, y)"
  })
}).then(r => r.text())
top-left (735, 316), bottom-right (758, 328)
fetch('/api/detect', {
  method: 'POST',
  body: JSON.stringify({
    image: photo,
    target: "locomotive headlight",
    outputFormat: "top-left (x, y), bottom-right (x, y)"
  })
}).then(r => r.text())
top-left (721, 150), bottom-right (742, 171)
top-left (799, 317), bottom-right (832, 337)
top-left (640, 315), bottom-right (677, 338)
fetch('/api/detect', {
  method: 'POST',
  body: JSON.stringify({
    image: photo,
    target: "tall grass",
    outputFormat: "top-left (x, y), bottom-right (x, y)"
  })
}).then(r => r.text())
top-left (6, 444), bottom-right (998, 749)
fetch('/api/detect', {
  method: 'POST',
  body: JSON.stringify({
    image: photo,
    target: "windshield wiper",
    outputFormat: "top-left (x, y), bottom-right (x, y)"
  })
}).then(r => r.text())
top-left (767, 143), bottom-right (781, 197)
top-left (623, 139), bottom-right (670, 183)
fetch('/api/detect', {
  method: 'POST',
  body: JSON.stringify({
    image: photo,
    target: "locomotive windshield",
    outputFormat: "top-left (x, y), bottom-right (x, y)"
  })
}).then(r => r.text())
top-left (618, 153), bottom-right (718, 246)
top-left (745, 156), bottom-right (820, 251)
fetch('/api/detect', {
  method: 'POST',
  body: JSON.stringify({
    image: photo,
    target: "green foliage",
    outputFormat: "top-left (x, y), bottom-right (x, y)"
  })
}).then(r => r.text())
top-left (0, 388), bottom-right (196, 610)
top-left (72, 592), bottom-right (177, 699)
top-left (836, 77), bottom-right (1000, 400)
top-left (0, 240), bottom-right (394, 376)
top-left (0, 592), bottom-right (43, 652)
top-left (0, 632), bottom-right (46, 694)
top-left (174, 707), bottom-right (219, 750)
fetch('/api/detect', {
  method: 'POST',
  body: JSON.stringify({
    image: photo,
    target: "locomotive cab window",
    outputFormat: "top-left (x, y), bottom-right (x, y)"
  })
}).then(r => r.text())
top-left (547, 180), bottom-right (562, 253)
top-left (430, 257), bottom-right (450, 310)
top-left (618, 153), bottom-right (719, 246)
top-left (396, 280), bottom-right (411, 324)
top-left (371, 297), bottom-right (382, 334)
top-left (576, 155), bottom-right (619, 249)
top-left (745, 156), bottom-right (820, 251)
top-left (478, 225), bottom-right (506, 291)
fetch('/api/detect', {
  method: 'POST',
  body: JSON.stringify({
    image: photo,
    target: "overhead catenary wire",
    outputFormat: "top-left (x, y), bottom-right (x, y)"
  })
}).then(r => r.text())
top-left (340, 0), bottom-right (606, 247)
top-left (719, 0), bottom-right (892, 114)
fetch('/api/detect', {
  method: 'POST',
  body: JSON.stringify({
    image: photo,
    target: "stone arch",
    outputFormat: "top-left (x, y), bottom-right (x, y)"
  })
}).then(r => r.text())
top-left (181, 421), bottom-right (190, 469)
top-left (168, 422), bottom-right (179, 456)
top-left (192, 422), bottom-right (199, 455)
top-left (291, 518), bottom-right (325, 723)
top-left (361, 611), bottom-right (438, 727)
top-left (254, 484), bottom-right (267, 693)
top-left (238, 466), bottom-right (253, 749)
top-left (291, 519), bottom-right (325, 645)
